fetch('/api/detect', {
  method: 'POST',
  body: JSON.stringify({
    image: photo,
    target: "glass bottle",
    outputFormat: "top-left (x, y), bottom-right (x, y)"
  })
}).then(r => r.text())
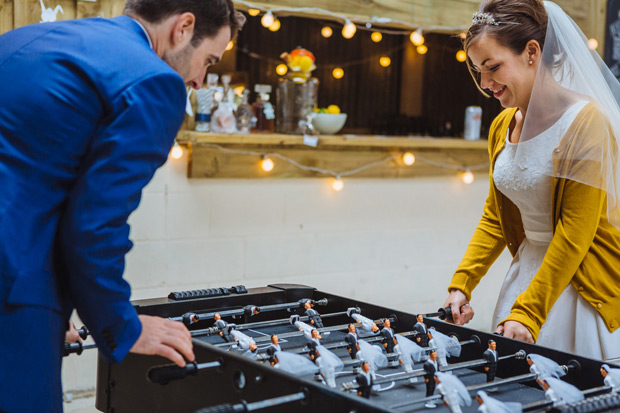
top-left (194, 73), bottom-right (218, 132)
top-left (236, 89), bottom-right (255, 134)
top-left (251, 84), bottom-right (275, 132)
top-left (211, 74), bottom-right (237, 133)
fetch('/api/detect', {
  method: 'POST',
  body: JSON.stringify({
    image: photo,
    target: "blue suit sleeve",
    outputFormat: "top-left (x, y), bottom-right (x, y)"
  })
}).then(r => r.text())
top-left (58, 73), bottom-right (185, 363)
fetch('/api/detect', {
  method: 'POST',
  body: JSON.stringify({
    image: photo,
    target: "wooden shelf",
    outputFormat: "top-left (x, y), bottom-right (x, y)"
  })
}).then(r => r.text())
top-left (176, 130), bottom-right (490, 179)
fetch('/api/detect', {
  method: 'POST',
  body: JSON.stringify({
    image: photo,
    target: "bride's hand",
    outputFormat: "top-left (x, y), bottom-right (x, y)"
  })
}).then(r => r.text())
top-left (496, 321), bottom-right (534, 343)
top-left (442, 289), bottom-right (474, 325)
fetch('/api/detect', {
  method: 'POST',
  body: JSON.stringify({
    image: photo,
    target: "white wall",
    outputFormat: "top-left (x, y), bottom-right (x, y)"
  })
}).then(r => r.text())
top-left (61, 149), bottom-right (512, 403)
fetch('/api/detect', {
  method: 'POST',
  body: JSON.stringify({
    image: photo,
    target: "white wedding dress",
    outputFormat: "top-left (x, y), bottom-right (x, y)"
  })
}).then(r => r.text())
top-left (492, 100), bottom-right (620, 362)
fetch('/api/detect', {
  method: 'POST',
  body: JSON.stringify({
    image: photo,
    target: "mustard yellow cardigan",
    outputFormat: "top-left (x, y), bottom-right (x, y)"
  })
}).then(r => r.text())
top-left (448, 102), bottom-right (620, 341)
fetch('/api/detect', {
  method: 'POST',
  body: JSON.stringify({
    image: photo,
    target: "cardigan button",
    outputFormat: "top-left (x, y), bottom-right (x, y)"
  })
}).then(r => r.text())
top-left (597, 303), bottom-right (603, 309)
top-left (611, 322), bottom-right (616, 329)
top-left (577, 286), bottom-right (584, 291)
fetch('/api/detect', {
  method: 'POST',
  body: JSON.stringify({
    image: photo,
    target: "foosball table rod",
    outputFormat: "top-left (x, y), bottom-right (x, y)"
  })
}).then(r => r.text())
top-left (191, 308), bottom-right (360, 338)
top-left (195, 391), bottom-right (307, 413)
top-left (147, 360), bottom-right (223, 385)
top-left (170, 298), bottom-right (328, 326)
top-left (521, 385), bottom-right (616, 412)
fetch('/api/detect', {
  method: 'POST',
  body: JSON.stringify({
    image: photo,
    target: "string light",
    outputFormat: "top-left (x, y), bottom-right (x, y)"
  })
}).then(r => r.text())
top-left (321, 26), bottom-right (333, 38)
top-left (410, 30), bottom-right (425, 46)
top-left (268, 19), bottom-right (281, 32)
top-left (459, 32), bottom-right (467, 40)
top-left (371, 32), bottom-right (382, 42)
top-left (588, 38), bottom-right (599, 50)
top-left (456, 50), bottom-right (467, 62)
top-left (226, 41), bottom-right (234, 51)
top-left (332, 176), bottom-right (344, 191)
top-left (276, 64), bottom-right (288, 75)
top-left (332, 67), bottom-right (344, 79)
top-left (342, 19), bottom-right (357, 39)
top-left (190, 143), bottom-right (489, 185)
top-left (461, 170), bottom-right (474, 184)
top-left (170, 141), bottom-right (183, 159)
top-left (379, 57), bottom-right (391, 67)
top-left (402, 152), bottom-right (416, 166)
top-left (260, 156), bottom-right (275, 172)
top-left (417, 45), bottom-right (428, 55)
top-left (261, 11), bottom-right (275, 28)
top-left (248, 8), bottom-right (260, 17)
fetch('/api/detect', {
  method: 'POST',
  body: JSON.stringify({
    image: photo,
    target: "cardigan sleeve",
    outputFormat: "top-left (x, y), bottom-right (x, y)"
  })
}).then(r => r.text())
top-left (500, 104), bottom-right (610, 341)
top-left (448, 111), bottom-right (512, 300)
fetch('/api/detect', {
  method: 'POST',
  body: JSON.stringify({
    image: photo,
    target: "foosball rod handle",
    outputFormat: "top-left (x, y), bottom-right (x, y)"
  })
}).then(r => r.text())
top-left (147, 360), bottom-right (221, 385)
top-left (63, 341), bottom-right (97, 357)
top-left (195, 391), bottom-right (307, 413)
top-left (423, 307), bottom-right (453, 321)
top-left (77, 325), bottom-right (89, 340)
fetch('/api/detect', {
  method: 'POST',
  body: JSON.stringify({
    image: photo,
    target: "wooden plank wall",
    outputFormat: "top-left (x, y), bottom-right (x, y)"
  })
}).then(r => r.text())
top-left (2, 0), bottom-right (607, 51)
top-left (1, 0), bottom-right (125, 34)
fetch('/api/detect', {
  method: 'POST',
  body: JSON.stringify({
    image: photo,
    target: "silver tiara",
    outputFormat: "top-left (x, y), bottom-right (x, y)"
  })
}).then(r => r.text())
top-left (472, 11), bottom-right (500, 26)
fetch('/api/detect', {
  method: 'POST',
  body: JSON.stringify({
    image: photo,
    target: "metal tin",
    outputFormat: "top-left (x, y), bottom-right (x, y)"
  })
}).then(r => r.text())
top-left (464, 106), bottom-right (482, 140)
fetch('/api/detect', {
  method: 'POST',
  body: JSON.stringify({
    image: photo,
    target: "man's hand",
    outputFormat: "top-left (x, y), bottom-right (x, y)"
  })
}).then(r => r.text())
top-left (442, 289), bottom-right (474, 325)
top-left (130, 315), bottom-right (194, 367)
top-left (65, 320), bottom-right (81, 344)
top-left (496, 321), bottom-right (534, 343)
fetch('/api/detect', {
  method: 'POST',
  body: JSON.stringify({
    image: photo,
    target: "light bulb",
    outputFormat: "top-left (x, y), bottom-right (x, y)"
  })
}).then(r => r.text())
top-left (417, 45), bottom-right (428, 55)
top-left (456, 50), bottom-right (467, 62)
top-left (342, 19), bottom-right (356, 39)
top-left (261, 11), bottom-right (275, 28)
top-left (410, 30), bottom-right (425, 46)
top-left (170, 142), bottom-right (183, 160)
top-left (461, 170), bottom-right (474, 184)
top-left (276, 64), bottom-right (288, 76)
top-left (588, 38), bottom-right (599, 50)
top-left (332, 177), bottom-right (344, 191)
top-left (226, 41), bottom-right (234, 51)
top-left (371, 32), bottom-right (382, 43)
top-left (268, 19), bottom-right (280, 32)
top-left (332, 67), bottom-right (344, 79)
top-left (402, 152), bottom-right (415, 166)
top-left (260, 157), bottom-right (275, 172)
top-left (321, 26), bottom-right (333, 38)
top-left (379, 57), bottom-right (391, 67)
top-left (248, 9), bottom-right (260, 17)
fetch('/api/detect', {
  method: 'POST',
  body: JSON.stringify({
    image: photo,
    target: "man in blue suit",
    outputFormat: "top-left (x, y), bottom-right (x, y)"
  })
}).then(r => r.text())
top-left (0, 1), bottom-right (244, 411)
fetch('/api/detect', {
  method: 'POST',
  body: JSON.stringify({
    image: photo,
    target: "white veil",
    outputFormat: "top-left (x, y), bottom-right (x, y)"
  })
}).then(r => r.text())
top-left (477, 390), bottom-right (523, 413)
top-left (517, 1), bottom-right (620, 228)
top-left (543, 376), bottom-right (585, 404)
top-left (436, 372), bottom-right (472, 407)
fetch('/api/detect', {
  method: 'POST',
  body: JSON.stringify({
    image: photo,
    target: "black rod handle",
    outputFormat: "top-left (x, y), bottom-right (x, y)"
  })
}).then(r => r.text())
top-left (147, 361), bottom-right (199, 385)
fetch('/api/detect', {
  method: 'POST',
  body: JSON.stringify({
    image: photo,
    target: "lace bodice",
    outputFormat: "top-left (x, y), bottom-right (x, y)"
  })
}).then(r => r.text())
top-left (493, 101), bottom-right (588, 243)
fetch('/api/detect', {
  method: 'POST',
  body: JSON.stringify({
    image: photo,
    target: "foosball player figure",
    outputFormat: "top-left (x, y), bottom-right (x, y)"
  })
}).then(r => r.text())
top-left (213, 313), bottom-right (234, 342)
top-left (356, 361), bottom-right (373, 399)
top-left (381, 319), bottom-right (398, 354)
top-left (266, 334), bottom-right (282, 366)
top-left (435, 372), bottom-right (471, 413)
top-left (243, 343), bottom-right (258, 360)
top-left (601, 364), bottom-right (620, 393)
top-left (476, 390), bottom-right (522, 413)
top-left (307, 330), bottom-right (322, 362)
top-left (424, 351), bottom-right (440, 408)
top-left (345, 324), bottom-right (361, 360)
top-left (243, 305), bottom-right (260, 318)
top-left (482, 340), bottom-right (498, 383)
top-left (304, 300), bottom-right (324, 329)
top-left (413, 314), bottom-right (429, 347)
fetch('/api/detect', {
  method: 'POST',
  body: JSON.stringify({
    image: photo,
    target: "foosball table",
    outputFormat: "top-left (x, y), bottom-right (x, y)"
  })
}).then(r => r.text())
top-left (91, 284), bottom-right (620, 412)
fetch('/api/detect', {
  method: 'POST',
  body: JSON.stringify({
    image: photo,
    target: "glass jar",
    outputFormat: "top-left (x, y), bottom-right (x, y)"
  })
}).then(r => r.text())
top-left (275, 76), bottom-right (319, 134)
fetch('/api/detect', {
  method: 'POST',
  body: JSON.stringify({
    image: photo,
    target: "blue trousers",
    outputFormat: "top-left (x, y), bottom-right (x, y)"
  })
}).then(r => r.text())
top-left (0, 303), bottom-right (65, 412)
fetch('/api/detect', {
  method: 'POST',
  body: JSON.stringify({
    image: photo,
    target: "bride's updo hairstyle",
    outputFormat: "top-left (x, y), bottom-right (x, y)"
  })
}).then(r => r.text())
top-left (465, 0), bottom-right (548, 95)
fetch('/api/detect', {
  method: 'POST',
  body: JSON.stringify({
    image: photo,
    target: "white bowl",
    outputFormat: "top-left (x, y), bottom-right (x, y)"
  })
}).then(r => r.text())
top-left (312, 113), bottom-right (347, 134)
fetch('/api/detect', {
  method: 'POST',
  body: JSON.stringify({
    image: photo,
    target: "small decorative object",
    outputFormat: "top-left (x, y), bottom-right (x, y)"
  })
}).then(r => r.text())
top-left (276, 47), bottom-right (319, 134)
top-left (40, 0), bottom-right (63, 23)
top-left (211, 74), bottom-right (236, 134)
top-left (195, 73), bottom-right (218, 132)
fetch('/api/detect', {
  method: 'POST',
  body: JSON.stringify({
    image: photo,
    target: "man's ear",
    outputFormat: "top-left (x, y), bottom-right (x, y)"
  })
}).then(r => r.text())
top-left (171, 12), bottom-right (196, 47)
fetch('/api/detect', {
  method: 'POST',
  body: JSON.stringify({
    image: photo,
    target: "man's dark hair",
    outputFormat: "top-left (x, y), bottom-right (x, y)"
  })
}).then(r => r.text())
top-left (488, 339), bottom-right (496, 345)
top-left (124, 0), bottom-right (245, 45)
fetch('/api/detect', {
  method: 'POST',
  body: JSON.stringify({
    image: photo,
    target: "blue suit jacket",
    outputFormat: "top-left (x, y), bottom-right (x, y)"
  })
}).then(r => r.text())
top-left (0, 16), bottom-right (186, 362)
